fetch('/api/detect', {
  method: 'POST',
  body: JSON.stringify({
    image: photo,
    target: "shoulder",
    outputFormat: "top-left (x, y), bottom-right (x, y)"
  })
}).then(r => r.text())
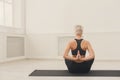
top-left (68, 39), bottom-right (75, 44)
top-left (65, 39), bottom-right (74, 48)
top-left (82, 39), bottom-right (90, 45)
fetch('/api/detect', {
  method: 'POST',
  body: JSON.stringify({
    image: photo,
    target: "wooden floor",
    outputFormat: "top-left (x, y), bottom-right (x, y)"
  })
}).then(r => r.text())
top-left (0, 59), bottom-right (120, 80)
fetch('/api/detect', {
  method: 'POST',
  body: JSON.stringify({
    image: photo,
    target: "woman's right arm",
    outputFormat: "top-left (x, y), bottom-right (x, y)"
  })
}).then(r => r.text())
top-left (63, 41), bottom-right (76, 61)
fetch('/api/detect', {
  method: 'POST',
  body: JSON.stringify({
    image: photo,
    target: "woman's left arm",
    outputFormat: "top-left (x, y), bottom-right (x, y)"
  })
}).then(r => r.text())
top-left (82, 41), bottom-right (95, 61)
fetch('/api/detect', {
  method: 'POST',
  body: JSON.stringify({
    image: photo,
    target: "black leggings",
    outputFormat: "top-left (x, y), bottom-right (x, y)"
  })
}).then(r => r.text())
top-left (65, 58), bottom-right (94, 73)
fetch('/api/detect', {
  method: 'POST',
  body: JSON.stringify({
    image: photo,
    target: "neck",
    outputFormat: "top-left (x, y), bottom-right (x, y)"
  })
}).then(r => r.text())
top-left (75, 34), bottom-right (82, 39)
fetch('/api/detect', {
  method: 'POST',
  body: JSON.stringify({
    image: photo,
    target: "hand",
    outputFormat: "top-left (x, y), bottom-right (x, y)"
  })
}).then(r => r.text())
top-left (72, 55), bottom-right (79, 61)
top-left (80, 57), bottom-right (86, 61)
top-left (72, 51), bottom-right (81, 61)
top-left (74, 58), bottom-right (86, 63)
top-left (73, 51), bottom-right (86, 63)
top-left (77, 50), bottom-right (81, 59)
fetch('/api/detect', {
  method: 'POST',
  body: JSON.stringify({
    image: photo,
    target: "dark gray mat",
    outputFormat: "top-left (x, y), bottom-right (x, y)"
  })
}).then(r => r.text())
top-left (29, 70), bottom-right (120, 77)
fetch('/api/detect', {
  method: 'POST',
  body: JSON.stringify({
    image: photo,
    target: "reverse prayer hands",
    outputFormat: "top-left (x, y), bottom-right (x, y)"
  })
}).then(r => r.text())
top-left (73, 51), bottom-right (86, 63)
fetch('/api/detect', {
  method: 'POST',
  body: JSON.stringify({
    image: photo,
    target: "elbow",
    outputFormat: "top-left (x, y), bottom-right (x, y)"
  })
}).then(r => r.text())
top-left (89, 53), bottom-right (95, 58)
top-left (93, 52), bottom-right (95, 58)
top-left (63, 55), bottom-right (66, 59)
top-left (63, 55), bottom-right (65, 59)
top-left (91, 53), bottom-right (95, 58)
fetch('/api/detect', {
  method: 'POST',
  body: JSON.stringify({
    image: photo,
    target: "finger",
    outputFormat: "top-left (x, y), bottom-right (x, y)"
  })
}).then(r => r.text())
top-left (78, 52), bottom-right (81, 56)
top-left (78, 50), bottom-right (80, 54)
top-left (77, 51), bottom-right (80, 56)
top-left (76, 55), bottom-right (78, 58)
top-left (76, 55), bottom-right (79, 59)
top-left (77, 53), bottom-right (79, 58)
top-left (78, 51), bottom-right (81, 55)
top-left (78, 51), bottom-right (81, 57)
top-left (77, 50), bottom-right (80, 54)
top-left (78, 51), bottom-right (81, 56)
top-left (79, 54), bottom-right (81, 57)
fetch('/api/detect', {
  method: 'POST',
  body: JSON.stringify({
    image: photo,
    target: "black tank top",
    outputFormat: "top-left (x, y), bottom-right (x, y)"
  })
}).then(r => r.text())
top-left (71, 39), bottom-right (86, 55)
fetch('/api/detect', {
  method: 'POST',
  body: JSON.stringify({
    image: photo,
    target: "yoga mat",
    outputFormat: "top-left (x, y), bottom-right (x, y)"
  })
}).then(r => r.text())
top-left (29, 70), bottom-right (120, 77)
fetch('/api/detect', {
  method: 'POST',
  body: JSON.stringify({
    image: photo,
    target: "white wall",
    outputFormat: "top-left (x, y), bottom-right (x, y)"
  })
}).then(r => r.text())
top-left (26, 0), bottom-right (120, 60)
top-left (26, 0), bottom-right (120, 34)
top-left (0, 0), bottom-right (25, 34)
top-left (0, 33), bottom-right (26, 63)
top-left (26, 33), bottom-right (120, 60)
top-left (0, 0), bottom-right (26, 62)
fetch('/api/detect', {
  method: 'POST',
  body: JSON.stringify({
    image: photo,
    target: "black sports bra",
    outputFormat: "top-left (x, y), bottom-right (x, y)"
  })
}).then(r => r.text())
top-left (71, 39), bottom-right (86, 55)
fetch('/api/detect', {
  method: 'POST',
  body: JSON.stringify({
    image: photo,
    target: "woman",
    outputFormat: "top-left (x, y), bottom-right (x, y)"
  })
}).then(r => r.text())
top-left (63, 25), bottom-right (95, 73)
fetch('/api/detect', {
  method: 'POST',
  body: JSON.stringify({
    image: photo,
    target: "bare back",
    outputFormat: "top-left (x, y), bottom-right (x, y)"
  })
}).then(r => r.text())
top-left (69, 39), bottom-right (88, 57)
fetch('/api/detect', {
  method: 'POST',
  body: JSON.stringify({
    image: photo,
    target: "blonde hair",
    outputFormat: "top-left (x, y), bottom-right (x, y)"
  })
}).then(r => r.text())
top-left (74, 25), bottom-right (83, 35)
